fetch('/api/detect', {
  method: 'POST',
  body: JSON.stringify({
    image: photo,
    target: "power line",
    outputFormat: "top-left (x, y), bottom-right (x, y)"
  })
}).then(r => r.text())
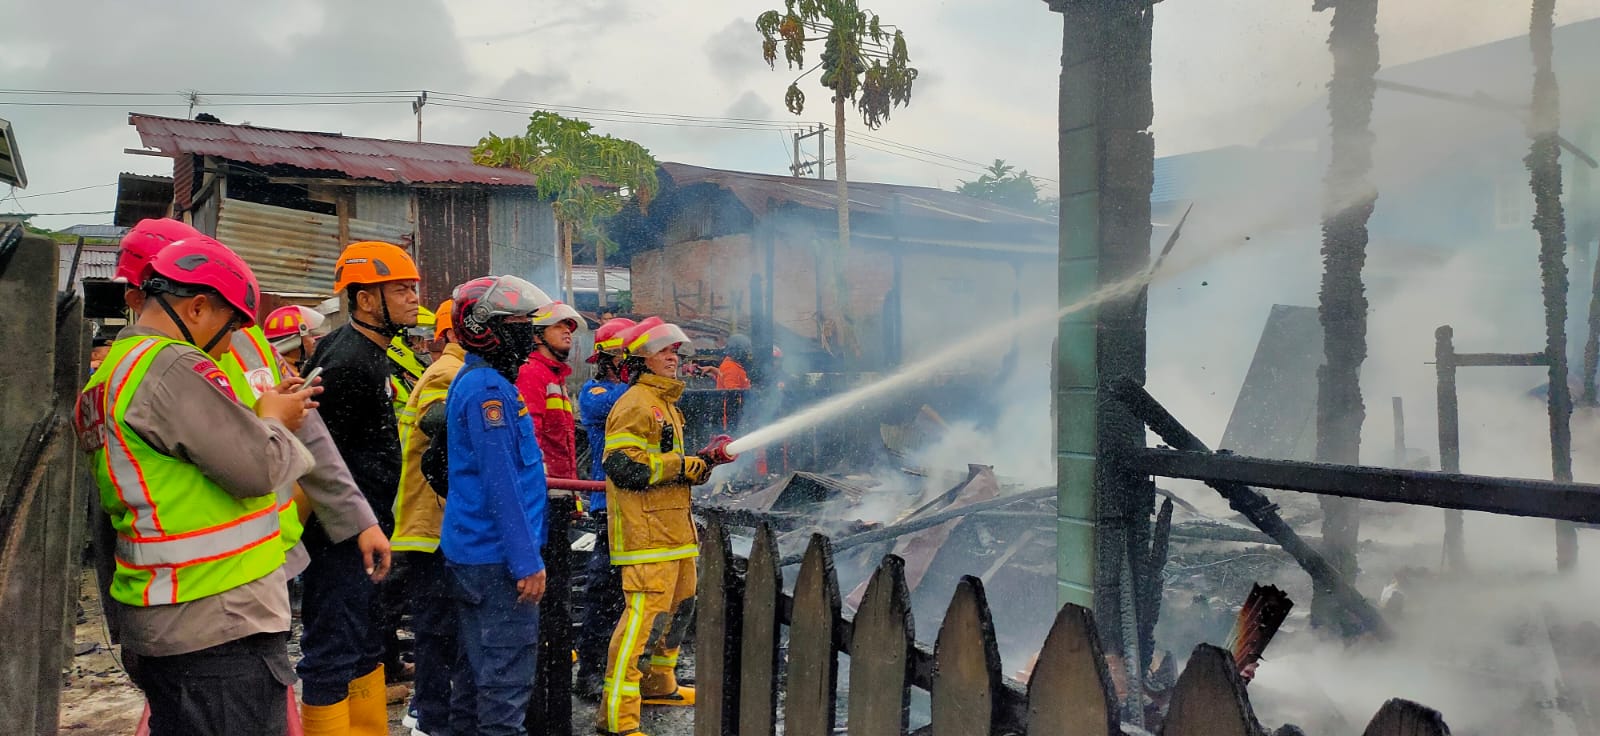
top-left (13, 183), bottom-right (117, 199)
top-left (3, 210), bottom-right (115, 216)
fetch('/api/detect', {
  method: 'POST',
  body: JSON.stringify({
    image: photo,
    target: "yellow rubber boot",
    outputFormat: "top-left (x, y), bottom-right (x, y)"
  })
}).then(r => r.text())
top-left (642, 685), bottom-right (695, 707)
top-left (299, 697), bottom-right (350, 736)
top-left (346, 665), bottom-right (388, 736)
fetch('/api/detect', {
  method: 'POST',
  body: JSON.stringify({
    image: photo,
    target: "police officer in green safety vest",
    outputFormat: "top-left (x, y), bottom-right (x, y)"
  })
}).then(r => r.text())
top-left (111, 218), bottom-right (393, 586)
top-left (75, 235), bottom-right (323, 736)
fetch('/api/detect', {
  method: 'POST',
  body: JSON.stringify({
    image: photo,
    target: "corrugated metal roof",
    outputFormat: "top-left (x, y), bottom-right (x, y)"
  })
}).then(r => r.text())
top-left (58, 243), bottom-right (117, 289)
top-left (570, 264), bottom-right (630, 293)
top-left (216, 198), bottom-right (411, 296)
top-left (61, 224), bottom-right (129, 239)
top-left (130, 114), bottom-right (541, 187)
top-left (658, 162), bottom-right (1055, 228)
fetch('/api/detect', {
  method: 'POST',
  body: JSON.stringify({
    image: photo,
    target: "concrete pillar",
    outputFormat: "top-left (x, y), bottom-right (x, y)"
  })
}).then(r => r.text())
top-left (1046, 0), bottom-right (1155, 646)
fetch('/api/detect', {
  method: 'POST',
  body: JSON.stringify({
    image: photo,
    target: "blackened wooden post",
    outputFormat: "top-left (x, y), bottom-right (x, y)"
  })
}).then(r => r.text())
top-left (1360, 699), bottom-right (1451, 736)
top-left (696, 519), bottom-right (743, 736)
top-left (739, 524), bottom-right (781, 736)
top-left (1026, 604), bottom-right (1116, 736)
top-left (1436, 326), bottom-right (1466, 572)
top-left (1043, 0), bottom-right (1157, 650)
top-left (848, 555), bottom-right (913, 736)
top-left (527, 494), bottom-right (574, 735)
top-left (1311, 0), bottom-right (1381, 634)
top-left (784, 534), bottom-right (841, 736)
top-left (931, 576), bottom-right (1002, 736)
top-left (1159, 644), bottom-right (1256, 736)
top-left (1526, 0), bottom-right (1578, 572)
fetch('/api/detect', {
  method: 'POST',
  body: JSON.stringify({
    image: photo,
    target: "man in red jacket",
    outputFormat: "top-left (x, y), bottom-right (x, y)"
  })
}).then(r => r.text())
top-left (513, 299), bottom-right (583, 732)
top-left (516, 301), bottom-right (581, 479)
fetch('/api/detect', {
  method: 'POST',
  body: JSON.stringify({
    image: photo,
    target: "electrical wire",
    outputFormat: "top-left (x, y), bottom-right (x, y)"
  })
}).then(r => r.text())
top-left (13, 183), bottom-right (116, 199)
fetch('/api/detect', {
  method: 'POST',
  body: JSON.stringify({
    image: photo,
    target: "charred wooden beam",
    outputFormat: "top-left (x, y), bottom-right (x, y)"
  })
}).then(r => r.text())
top-left (1313, 0), bottom-right (1380, 633)
top-left (1110, 380), bottom-right (1390, 639)
top-left (1123, 448), bottom-right (1600, 525)
top-left (774, 487), bottom-right (1057, 567)
top-left (1451, 351), bottom-right (1550, 367)
top-left (1435, 326), bottom-right (1467, 572)
top-left (1527, 0), bottom-right (1579, 571)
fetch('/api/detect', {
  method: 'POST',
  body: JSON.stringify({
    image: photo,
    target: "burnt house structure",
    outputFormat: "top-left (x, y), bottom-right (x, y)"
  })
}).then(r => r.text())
top-left (612, 162), bottom-right (1058, 375)
top-left (120, 114), bottom-right (560, 309)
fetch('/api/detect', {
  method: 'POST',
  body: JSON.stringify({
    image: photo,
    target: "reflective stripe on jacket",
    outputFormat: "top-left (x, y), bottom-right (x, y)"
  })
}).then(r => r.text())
top-left (218, 326), bottom-right (302, 552)
top-left (601, 373), bottom-right (697, 566)
top-left (81, 336), bottom-right (285, 606)
top-left (516, 351), bottom-right (577, 479)
top-left (393, 343), bottom-right (465, 553)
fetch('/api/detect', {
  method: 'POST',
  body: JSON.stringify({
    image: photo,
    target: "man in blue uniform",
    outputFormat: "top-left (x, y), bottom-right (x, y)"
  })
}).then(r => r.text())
top-left (573, 317), bottom-right (635, 698)
top-left (439, 275), bottom-right (556, 736)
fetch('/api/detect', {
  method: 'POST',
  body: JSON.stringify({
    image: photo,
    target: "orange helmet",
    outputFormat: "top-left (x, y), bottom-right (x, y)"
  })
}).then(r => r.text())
top-left (263, 305), bottom-right (324, 353)
top-left (434, 299), bottom-right (454, 340)
top-left (333, 241), bottom-right (420, 292)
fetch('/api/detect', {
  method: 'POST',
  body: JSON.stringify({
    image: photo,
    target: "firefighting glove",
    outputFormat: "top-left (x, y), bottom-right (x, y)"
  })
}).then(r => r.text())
top-left (682, 455), bottom-right (712, 485)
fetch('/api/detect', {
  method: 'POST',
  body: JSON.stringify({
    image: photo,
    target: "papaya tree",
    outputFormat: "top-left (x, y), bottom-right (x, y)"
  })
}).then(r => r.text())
top-left (757, 1), bottom-right (917, 356)
top-left (472, 111), bottom-right (659, 307)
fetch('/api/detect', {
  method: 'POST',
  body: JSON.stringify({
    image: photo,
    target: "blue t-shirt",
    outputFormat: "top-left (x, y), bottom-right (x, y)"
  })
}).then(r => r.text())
top-left (578, 377), bottom-right (628, 509)
top-left (440, 354), bottom-right (548, 578)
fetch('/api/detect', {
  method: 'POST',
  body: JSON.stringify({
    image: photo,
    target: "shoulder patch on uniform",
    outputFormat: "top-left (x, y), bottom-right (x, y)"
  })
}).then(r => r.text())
top-left (589, 386), bottom-right (608, 395)
top-left (651, 406), bottom-right (664, 422)
top-left (192, 359), bottom-right (239, 401)
top-left (482, 399), bottom-right (506, 427)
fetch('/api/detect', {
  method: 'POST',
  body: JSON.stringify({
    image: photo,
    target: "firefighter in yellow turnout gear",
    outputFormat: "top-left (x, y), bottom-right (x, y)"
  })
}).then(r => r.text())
top-left (597, 318), bottom-right (719, 736)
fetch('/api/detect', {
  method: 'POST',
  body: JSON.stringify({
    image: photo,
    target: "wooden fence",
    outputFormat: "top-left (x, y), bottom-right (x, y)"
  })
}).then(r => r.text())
top-left (693, 519), bottom-right (1453, 736)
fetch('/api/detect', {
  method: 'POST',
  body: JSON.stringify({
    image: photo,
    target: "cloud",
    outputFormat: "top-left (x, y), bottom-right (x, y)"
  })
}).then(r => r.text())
top-left (707, 17), bottom-right (759, 84)
top-left (724, 90), bottom-right (774, 121)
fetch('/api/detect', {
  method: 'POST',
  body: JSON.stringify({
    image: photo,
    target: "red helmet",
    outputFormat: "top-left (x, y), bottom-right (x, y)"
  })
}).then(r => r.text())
top-left (588, 317), bottom-right (638, 363)
top-left (144, 236), bottom-right (262, 327)
top-left (115, 218), bottom-right (201, 284)
top-left (452, 275), bottom-right (553, 351)
top-left (262, 305), bottom-right (325, 345)
top-left (622, 316), bottom-right (694, 358)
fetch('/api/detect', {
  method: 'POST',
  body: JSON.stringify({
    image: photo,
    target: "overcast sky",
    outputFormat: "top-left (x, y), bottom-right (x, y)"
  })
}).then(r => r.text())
top-left (4, 0), bottom-right (1598, 231)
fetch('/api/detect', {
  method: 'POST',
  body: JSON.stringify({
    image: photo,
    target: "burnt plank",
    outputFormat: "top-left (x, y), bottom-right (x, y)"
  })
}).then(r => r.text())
top-left (739, 524), bottom-right (781, 736)
top-left (695, 519), bottom-right (740, 736)
top-left (785, 534), bottom-right (841, 736)
top-left (1360, 699), bottom-right (1451, 735)
top-left (1125, 446), bottom-right (1600, 524)
top-left (931, 576), bottom-right (1001, 736)
top-left (1026, 604), bottom-right (1116, 736)
top-left (1159, 644), bottom-right (1255, 736)
top-left (848, 555), bottom-right (913, 736)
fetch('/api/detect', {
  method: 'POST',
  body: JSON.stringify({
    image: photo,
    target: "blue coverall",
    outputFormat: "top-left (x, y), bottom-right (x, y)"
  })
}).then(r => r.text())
top-left (574, 377), bottom-right (628, 683)
top-left (440, 356), bottom-right (549, 736)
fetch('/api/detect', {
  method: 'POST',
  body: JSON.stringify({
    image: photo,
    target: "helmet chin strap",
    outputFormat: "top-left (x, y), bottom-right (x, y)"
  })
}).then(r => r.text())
top-left (534, 328), bottom-right (570, 363)
top-left (153, 293), bottom-right (233, 354)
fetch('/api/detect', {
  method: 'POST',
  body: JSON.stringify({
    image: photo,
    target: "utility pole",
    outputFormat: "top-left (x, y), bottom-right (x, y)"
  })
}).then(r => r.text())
top-left (790, 124), bottom-right (827, 179)
top-left (413, 91), bottom-right (429, 142)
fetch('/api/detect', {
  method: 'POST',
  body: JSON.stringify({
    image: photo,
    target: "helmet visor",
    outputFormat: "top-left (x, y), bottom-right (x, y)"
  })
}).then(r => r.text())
top-left (632, 323), bottom-right (695, 358)
top-left (476, 276), bottom-right (553, 320)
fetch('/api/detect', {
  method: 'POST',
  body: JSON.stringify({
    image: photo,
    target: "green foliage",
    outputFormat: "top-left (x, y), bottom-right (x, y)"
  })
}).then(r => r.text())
top-left (756, 0), bottom-right (917, 129)
top-left (955, 160), bottom-right (1053, 215)
top-left (472, 111), bottom-right (659, 253)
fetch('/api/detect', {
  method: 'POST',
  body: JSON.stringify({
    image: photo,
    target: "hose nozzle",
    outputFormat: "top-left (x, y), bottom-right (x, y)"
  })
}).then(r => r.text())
top-left (698, 434), bottom-right (737, 466)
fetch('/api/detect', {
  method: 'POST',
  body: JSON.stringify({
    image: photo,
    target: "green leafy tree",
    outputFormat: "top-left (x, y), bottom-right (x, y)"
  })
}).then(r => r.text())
top-left (473, 111), bottom-right (659, 307)
top-left (956, 159), bottom-right (1053, 216)
top-left (758, 0), bottom-right (917, 356)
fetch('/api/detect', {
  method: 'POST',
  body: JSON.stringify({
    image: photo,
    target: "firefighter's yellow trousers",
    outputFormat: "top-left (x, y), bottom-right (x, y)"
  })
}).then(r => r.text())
top-left (596, 558), bottom-right (697, 735)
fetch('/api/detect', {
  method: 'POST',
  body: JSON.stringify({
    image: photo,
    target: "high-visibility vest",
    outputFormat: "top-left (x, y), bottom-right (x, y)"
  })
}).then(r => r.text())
top-left (79, 336), bottom-right (285, 606)
top-left (217, 326), bottom-right (304, 552)
top-left (388, 338), bottom-right (425, 418)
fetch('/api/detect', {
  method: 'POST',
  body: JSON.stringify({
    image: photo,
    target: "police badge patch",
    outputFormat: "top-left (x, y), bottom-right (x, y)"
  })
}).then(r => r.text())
top-left (192, 360), bottom-right (238, 400)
